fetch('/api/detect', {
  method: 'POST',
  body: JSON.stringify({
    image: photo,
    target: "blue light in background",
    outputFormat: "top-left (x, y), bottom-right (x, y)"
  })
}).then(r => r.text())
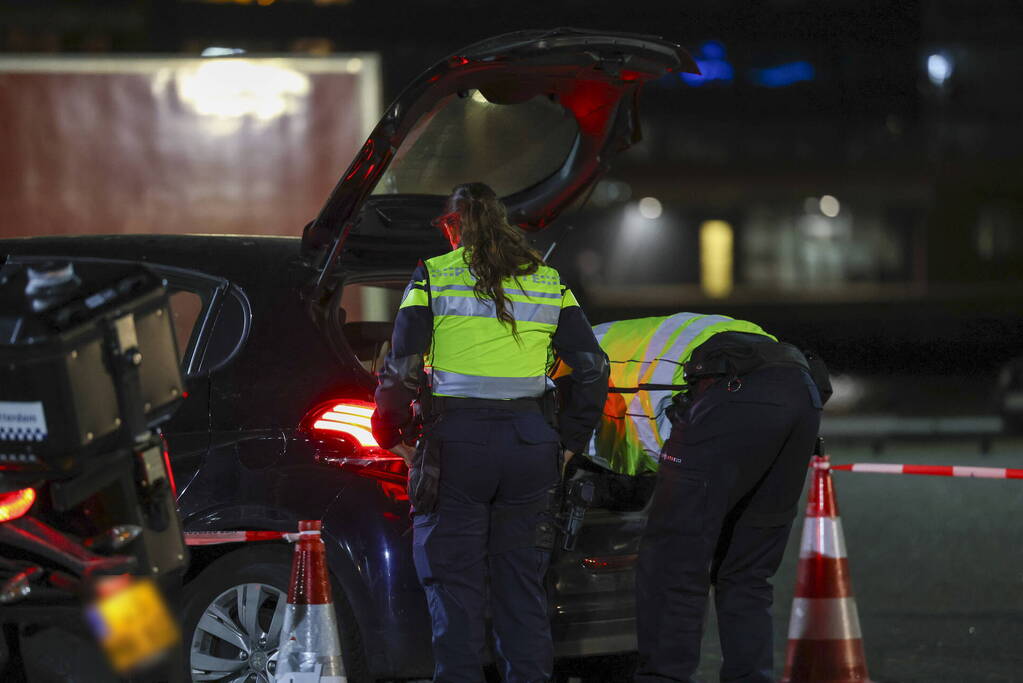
top-left (680, 40), bottom-right (735, 86)
top-left (676, 42), bottom-right (816, 88)
top-left (749, 61), bottom-right (816, 88)
top-left (700, 40), bottom-right (726, 60)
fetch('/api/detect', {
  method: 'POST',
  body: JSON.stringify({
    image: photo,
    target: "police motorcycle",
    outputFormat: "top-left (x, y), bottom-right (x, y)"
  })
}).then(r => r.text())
top-left (0, 259), bottom-right (188, 681)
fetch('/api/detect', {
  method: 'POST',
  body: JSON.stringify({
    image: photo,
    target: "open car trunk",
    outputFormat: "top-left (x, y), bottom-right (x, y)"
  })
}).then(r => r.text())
top-left (302, 28), bottom-right (697, 279)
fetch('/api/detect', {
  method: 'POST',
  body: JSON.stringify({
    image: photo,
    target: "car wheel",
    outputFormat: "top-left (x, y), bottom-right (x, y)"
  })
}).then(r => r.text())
top-left (180, 545), bottom-right (370, 682)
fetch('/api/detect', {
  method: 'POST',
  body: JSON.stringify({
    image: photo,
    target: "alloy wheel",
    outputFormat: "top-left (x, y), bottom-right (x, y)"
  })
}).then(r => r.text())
top-left (190, 582), bottom-right (288, 682)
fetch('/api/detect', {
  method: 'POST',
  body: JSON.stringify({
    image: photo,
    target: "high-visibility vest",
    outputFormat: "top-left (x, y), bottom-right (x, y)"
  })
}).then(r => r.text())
top-left (591, 313), bottom-right (775, 475)
top-left (398, 247), bottom-right (575, 399)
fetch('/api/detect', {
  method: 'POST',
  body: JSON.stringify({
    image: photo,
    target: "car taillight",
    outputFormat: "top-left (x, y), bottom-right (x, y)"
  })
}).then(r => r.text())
top-left (300, 399), bottom-right (403, 466)
top-left (0, 488), bottom-right (36, 523)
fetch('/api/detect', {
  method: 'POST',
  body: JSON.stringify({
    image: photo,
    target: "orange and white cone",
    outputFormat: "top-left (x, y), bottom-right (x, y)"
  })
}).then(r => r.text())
top-left (274, 520), bottom-right (347, 683)
top-left (782, 455), bottom-right (871, 683)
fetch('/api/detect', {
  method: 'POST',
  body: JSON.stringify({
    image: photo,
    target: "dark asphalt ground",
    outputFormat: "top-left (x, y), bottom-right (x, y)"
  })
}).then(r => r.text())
top-left (422, 437), bottom-right (1023, 683)
top-left (692, 436), bottom-right (1023, 683)
top-left (547, 436), bottom-right (1023, 683)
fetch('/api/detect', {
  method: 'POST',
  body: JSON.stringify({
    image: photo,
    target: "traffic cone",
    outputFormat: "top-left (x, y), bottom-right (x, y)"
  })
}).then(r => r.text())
top-left (782, 454), bottom-right (871, 682)
top-left (274, 520), bottom-right (347, 683)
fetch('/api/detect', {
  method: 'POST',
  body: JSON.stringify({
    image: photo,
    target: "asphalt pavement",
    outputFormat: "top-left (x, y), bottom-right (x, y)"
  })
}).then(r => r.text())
top-left (417, 436), bottom-right (1023, 683)
top-left (693, 436), bottom-right (1023, 683)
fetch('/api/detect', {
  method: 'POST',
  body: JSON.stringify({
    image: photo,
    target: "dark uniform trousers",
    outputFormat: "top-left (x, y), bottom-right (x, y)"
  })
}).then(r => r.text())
top-left (412, 408), bottom-right (561, 683)
top-left (635, 366), bottom-right (822, 683)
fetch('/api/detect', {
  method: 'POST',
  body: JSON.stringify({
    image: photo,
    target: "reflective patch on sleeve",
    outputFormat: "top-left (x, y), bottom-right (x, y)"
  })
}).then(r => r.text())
top-left (399, 287), bottom-right (429, 309)
top-left (561, 288), bottom-right (580, 309)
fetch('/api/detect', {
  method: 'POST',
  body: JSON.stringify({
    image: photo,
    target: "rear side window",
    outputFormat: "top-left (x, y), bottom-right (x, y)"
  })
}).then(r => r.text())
top-left (193, 286), bottom-right (251, 376)
top-left (168, 290), bottom-right (204, 362)
top-left (0, 255), bottom-right (245, 378)
top-left (158, 274), bottom-right (250, 378)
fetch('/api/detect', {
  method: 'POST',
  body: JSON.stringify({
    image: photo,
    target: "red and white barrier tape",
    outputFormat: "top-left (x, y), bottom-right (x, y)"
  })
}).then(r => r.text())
top-left (184, 530), bottom-right (297, 546)
top-left (829, 463), bottom-right (1023, 479)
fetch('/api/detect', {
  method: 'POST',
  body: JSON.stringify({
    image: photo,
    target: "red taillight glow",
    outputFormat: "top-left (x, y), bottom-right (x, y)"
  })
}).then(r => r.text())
top-left (0, 488), bottom-right (36, 522)
top-left (377, 479), bottom-right (409, 503)
top-left (582, 554), bottom-right (638, 573)
top-left (159, 432), bottom-right (177, 497)
top-left (302, 399), bottom-right (402, 464)
top-left (162, 447), bottom-right (177, 497)
top-left (311, 402), bottom-right (379, 447)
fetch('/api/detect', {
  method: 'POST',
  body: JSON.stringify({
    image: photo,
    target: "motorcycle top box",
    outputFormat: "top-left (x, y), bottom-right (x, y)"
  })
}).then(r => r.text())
top-left (0, 260), bottom-right (184, 477)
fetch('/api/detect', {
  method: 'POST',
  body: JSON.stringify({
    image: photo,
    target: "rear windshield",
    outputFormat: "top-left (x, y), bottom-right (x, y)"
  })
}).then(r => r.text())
top-left (372, 91), bottom-right (579, 198)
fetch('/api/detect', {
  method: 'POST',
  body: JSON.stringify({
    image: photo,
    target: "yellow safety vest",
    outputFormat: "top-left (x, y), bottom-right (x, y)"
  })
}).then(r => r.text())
top-left (398, 247), bottom-right (578, 399)
top-left (591, 313), bottom-right (775, 474)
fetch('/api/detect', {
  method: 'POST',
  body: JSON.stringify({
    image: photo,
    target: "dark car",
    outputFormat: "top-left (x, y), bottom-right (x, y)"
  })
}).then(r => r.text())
top-left (0, 29), bottom-right (696, 682)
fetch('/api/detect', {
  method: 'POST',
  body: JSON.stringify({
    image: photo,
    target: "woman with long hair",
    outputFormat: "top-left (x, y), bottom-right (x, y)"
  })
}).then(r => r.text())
top-left (372, 182), bottom-right (608, 682)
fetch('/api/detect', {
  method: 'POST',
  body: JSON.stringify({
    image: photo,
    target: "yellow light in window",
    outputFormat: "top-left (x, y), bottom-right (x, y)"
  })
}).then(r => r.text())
top-left (700, 220), bottom-right (733, 298)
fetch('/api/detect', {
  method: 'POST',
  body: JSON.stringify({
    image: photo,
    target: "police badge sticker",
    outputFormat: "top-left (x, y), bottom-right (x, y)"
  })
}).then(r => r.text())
top-left (0, 402), bottom-right (48, 442)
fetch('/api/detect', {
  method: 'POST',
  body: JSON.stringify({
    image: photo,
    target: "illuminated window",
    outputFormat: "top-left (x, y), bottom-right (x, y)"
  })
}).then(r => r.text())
top-left (741, 202), bottom-right (913, 290)
top-left (700, 220), bottom-right (733, 298)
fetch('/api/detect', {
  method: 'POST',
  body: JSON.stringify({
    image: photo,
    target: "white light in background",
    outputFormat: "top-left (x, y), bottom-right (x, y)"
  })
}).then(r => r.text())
top-left (803, 216), bottom-right (837, 239)
top-left (345, 57), bottom-right (363, 74)
top-left (613, 200), bottom-right (662, 245)
top-left (827, 374), bottom-right (866, 411)
top-left (611, 202), bottom-right (668, 283)
top-left (700, 220), bottom-right (733, 298)
top-left (927, 53), bottom-right (953, 86)
top-left (592, 180), bottom-right (633, 208)
top-left (819, 194), bottom-right (840, 218)
top-left (470, 90), bottom-right (489, 104)
top-left (638, 196), bottom-right (663, 220)
top-left (201, 47), bottom-right (247, 57)
top-left (177, 60), bottom-right (311, 123)
top-left (606, 181), bottom-right (631, 203)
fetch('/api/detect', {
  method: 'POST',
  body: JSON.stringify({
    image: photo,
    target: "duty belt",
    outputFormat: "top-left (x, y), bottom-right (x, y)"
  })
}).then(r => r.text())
top-left (431, 396), bottom-right (543, 413)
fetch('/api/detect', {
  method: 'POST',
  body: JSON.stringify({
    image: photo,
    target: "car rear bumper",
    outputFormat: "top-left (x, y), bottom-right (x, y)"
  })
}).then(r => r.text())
top-left (553, 614), bottom-right (637, 657)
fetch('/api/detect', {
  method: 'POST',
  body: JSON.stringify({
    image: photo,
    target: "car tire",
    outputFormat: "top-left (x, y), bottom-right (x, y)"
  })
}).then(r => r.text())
top-left (180, 544), bottom-right (371, 683)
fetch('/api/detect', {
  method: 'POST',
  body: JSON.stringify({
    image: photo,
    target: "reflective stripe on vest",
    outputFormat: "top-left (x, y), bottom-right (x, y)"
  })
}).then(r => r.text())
top-left (593, 313), bottom-right (774, 475)
top-left (432, 295), bottom-right (561, 325)
top-left (648, 315), bottom-right (734, 386)
top-left (425, 247), bottom-right (567, 399)
top-left (429, 370), bottom-right (548, 400)
top-left (624, 314), bottom-right (717, 460)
